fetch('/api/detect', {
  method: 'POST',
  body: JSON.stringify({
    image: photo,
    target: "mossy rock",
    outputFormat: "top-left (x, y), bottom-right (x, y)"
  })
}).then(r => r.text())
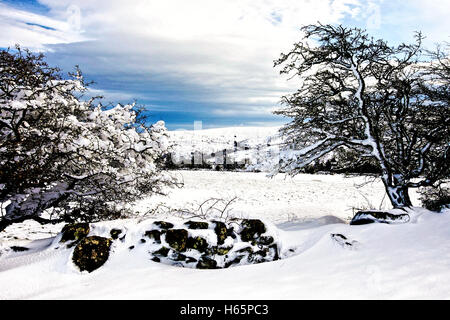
top-left (110, 229), bottom-right (122, 240)
top-left (240, 219), bottom-right (266, 242)
top-left (213, 221), bottom-right (228, 245)
top-left (236, 246), bottom-right (254, 254)
top-left (224, 255), bottom-right (244, 268)
top-left (60, 223), bottom-right (90, 243)
top-left (153, 221), bottom-right (174, 229)
top-left (184, 221), bottom-right (209, 229)
top-left (153, 246), bottom-right (170, 257)
top-left (165, 229), bottom-right (188, 252)
top-left (197, 256), bottom-right (218, 269)
top-left (215, 246), bottom-right (233, 255)
top-left (256, 236), bottom-right (274, 246)
top-left (145, 230), bottom-right (161, 243)
top-left (186, 236), bottom-right (209, 252)
top-left (72, 236), bottom-right (112, 273)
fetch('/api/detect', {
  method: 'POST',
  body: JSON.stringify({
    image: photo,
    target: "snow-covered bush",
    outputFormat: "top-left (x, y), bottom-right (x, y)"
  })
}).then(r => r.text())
top-left (419, 185), bottom-right (450, 212)
top-left (0, 46), bottom-right (175, 230)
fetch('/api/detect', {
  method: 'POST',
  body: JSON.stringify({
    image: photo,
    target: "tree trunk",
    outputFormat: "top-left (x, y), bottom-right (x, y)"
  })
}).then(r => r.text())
top-left (0, 218), bottom-right (13, 233)
top-left (0, 215), bottom-right (64, 232)
top-left (385, 185), bottom-right (413, 208)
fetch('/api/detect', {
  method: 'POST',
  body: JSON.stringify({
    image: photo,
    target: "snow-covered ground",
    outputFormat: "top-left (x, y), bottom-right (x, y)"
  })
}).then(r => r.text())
top-left (1, 170), bottom-right (449, 299)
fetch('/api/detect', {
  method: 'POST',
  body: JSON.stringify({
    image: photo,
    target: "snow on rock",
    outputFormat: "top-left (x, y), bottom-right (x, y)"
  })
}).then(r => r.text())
top-left (30, 217), bottom-right (282, 273)
top-left (0, 207), bottom-right (450, 299)
top-left (350, 210), bottom-right (411, 225)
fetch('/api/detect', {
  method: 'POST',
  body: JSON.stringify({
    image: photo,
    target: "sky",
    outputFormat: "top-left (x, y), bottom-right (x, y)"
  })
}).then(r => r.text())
top-left (1, 0), bottom-right (449, 130)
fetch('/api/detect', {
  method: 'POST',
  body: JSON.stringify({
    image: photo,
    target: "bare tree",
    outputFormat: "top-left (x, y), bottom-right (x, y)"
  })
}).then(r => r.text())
top-left (0, 46), bottom-right (177, 231)
top-left (274, 24), bottom-right (449, 208)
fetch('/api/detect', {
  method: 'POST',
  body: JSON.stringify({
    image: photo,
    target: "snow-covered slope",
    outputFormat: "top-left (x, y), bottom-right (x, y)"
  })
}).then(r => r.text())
top-left (168, 126), bottom-right (281, 169)
top-left (0, 207), bottom-right (449, 299)
top-left (1, 171), bottom-right (449, 299)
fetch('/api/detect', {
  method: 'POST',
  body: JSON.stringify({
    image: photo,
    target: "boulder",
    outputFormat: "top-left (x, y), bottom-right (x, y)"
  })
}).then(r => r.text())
top-left (256, 235), bottom-right (274, 246)
top-left (350, 211), bottom-right (410, 225)
top-left (224, 255), bottom-right (244, 268)
top-left (165, 229), bottom-right (188, 252)
top-left (212, 221), bottom-right (228, 245)
top-left (145, 230), bottom-right (161, 243)
top-left (215, 246), bottom-right (232, 255)
top-left (239, 219), bottom-right (266, 242)
top-left (184, 221), bottom-right (209, 229)
top-left (153, 221), bottom-right (174, 229)
top-left (60, 223), bottom-right (90, 243)
top-left (186, 236), bottom-right (209, 252)
top-left (110, 228), bottom-right (122, 240)
top-left (153, 246), bottom-right (170, 257)
top-left (197, 256), bottom-right (218, 269)
top-left (172, 252), bottom-right (188, 262)
top-left (72, 236), bottom-right (112, 272)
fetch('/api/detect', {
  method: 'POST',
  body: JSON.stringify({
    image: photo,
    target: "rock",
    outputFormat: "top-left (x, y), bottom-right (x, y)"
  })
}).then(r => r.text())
top-left (153, 221), bottom-right (174, 229)
top-left (10, 246), bottom-right (29, 252)
top-left (197, 256), bottom-right (218, 269)
top-left (72, 236), bottom-right (112, 272)
top-left (236, 246), bottom-right (253, 254)
top-left (331, 234), bottom-right (359, 248)
top-left (184, 221), bottom-right (209, 229)
top-left (215, 246), bottom-right (232, 255)
top-left (139, 218), bottom-right (280, 269)
top-left (224, 255), bottom-right (244, 268)
top-left (60, 223), bottom-right (90, 243)
top-left (257, 236), bottom-right (274, 245)
top-left (350, 211), bottom-right (410, 225)
top-left (145, 230), bottom-right (161, 243)
top-left (185, 257), bottom-right (197, 263)
top-left (110, 228), bottom-right (122, 240)
top-left (153, 246), bottom-right (170, 257)
top-left (248, 253), bottom-right (266, 264)
top-left (140, 238), bottom-right (146, 243)
top-left (165, 229), bottom-right (188, 252)
top-left (269, 244), bottom-right (279, 260)
top-left (171, 252), bottom-right (187, 262)
top-left (213, 221), bottom-right (228, 245)
top-left (186, 236), bottom-right (209, 252)
top-left (128, 245), bottom-right (135, 250)
top-left (240, 219), bottom-right (266, 242)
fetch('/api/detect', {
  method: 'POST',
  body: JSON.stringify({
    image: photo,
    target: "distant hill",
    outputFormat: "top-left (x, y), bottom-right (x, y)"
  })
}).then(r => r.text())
top-left (167, 126), bottom-right (282, 171)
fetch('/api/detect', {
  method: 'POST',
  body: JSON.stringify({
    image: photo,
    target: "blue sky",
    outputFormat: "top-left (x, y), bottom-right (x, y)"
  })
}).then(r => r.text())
top-left (1, 0), bottom-right (449, 130)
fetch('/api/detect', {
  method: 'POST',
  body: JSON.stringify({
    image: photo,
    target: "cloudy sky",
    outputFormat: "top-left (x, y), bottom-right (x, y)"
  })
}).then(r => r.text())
top-left (1, 0), bottom-right (449, 129)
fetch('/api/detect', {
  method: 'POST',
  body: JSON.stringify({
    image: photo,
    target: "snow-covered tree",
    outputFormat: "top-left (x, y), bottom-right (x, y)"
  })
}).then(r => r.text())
top-left (274, 24), bottom-right (449, 208)
top-left (0, 47), bottom-right (175, 231)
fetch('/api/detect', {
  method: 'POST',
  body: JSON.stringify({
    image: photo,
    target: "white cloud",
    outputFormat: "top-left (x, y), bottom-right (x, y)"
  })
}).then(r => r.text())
top-left (0, 3), bottom-right (86, 50)
top-left (2, 0), bottom-right (447, 124)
